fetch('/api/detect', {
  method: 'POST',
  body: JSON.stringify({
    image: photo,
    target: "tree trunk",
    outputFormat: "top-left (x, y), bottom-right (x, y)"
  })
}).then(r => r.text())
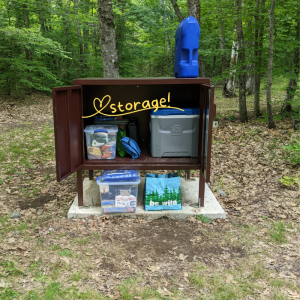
top-left (23, 4), bottom-right (32, 60)
top-left (246, 21), bottom-right (255, 95)
top-left (282, 0), bottom-right (300, 112)
top-left (97, 0), bottom-right (119, 78)
top-left (224, 41), bottom-right (238, 97)
top-left (116, 0), bottom-right (126, 67)
top-left (37, 0), bottom-right (46, 34)
top-left (74, 0), bottom-right (84, 58)
top-left (236, 0), bottom-right (248, 123)
top-left (187, 0), bottom-right (206, 77)
top-left (254, 0), bottom-right (265, 117)
top-left (266, 0), bottom-right (276, 129)
top-left (212, 46), bottom-right (217, 77)
top-left (170, 0), bottom-right (184, 22)
top-left (219, 16), bottom-right (228, 96)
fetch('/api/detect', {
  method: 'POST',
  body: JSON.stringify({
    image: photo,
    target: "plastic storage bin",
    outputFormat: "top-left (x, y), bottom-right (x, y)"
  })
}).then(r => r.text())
top-left (84, 125), bottom-right (118, 160)
top-left (150, 108), bottom-right (199, 157)
top-left (174, 16), bottom-right (200, 78)
top-left (96, 171), bottom-right (141, 213)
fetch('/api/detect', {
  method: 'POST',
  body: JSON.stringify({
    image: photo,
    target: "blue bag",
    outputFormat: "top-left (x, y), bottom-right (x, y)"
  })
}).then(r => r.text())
top-left (143, 173), bottom-right (182, 211)
top-left (120, 137), bottom-right (141, 159)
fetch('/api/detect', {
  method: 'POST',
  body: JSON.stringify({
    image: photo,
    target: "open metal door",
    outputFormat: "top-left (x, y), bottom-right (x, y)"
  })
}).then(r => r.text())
top-left (52, 85), bottom-right (84, 182)
top-left (198, 84), bottom-right (215, 207)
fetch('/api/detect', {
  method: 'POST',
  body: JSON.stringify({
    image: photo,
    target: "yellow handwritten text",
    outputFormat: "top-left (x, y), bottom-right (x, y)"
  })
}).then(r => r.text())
top-left (82, 92), bottom-right (183, 118)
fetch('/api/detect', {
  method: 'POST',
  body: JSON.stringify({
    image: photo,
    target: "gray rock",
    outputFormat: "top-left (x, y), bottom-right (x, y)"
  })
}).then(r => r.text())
top-left (264, 224), bottom-right (271, 228)
top-left (49, 228), bottom-right (54, 232)
top-left (10, 211), bottom-right (21, 219)
top-left (218, 189), bottom-right (227, 197)
top-left (25, 177), bottom-right (31, 180)
top-left (13, 231), bottom-right (20, 234)
top-left (88, 219), bottom-right (93, 223)
top-left (37, 211), bottom-right (42, 215)
top-left (82, 219), bottom-right (86, 223)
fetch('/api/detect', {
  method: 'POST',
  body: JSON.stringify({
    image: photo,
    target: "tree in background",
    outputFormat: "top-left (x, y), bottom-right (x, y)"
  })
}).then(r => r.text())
top-left (282, 0), bottom-right (300, 113)
top-left (253, 0), bottom-right (266, 117)
top-left (0, 0), bottom-right (299, 131)
top-left (97, 0), bottom-right (119, 78)
top-left (266, 0), bottom-right (276, 129)
top-left (236, 0), bottom-right (247, 123)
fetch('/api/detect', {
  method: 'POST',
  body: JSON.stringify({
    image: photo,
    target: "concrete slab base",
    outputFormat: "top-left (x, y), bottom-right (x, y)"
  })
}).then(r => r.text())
top-left (67, 177), bottom-right (226, 220)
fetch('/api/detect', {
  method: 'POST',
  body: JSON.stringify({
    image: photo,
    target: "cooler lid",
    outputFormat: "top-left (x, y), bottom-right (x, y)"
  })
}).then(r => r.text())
top-left (151, 108), bottom-right (199, 116)
top-left (84, 125), bottom-right (118, 134)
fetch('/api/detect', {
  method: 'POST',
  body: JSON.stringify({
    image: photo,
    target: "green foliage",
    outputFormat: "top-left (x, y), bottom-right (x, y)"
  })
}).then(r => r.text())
top-left (0, 260), bottom-right (24, 277)
top-left (58, 249), bottom-right (72, 257)
top-left (279, 176), bottom-right (300, 187)
top-left (283, 139), bottom-right (300, 164)
top-left (269, 222), bottom-right (287, 243)
top-left (0, 27), bottom-right (69, 94)
top-left (197, 214), bottom-right (211, 223)
top-left (0, 288), bottom-right (20, 299)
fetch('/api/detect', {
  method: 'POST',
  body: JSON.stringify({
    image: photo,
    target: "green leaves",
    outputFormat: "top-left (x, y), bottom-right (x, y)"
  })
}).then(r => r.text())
top-left (283, 139), bottom-right (300, 164)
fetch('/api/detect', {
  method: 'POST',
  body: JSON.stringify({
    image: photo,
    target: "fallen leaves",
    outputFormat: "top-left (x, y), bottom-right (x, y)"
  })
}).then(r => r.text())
top-left (178, 254), bottom-right (188, 261)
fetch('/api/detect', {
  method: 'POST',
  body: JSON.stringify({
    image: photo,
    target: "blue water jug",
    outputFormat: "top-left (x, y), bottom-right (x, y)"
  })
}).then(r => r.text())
top-left (174, 16), bottom-right (200, 78)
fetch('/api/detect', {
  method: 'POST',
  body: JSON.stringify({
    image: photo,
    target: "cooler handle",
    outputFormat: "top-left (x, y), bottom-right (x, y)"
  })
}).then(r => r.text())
top-left (94, 129), bottom-right (108, 133)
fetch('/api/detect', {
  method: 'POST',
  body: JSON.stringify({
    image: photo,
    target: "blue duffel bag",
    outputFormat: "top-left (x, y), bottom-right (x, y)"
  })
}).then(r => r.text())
top-left (120, 137), bottom-right (141, 159)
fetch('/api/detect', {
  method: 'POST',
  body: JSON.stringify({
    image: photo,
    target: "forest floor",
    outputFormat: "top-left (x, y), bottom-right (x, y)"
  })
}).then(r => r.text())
top-left (0, 88), bottom-right (299, 300)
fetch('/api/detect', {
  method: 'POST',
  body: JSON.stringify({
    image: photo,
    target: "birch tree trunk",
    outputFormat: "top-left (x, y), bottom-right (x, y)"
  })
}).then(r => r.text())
top-left (282, 0), bottom-right (300, 112)
top-left (170, 0), bottom-right (184, 22)
top-left (187, 0), bottom-right (206, 77)
top-left (246, 21), bottom-right (255, 96)
top-left (224, 41), bottom-right (238, 97)
top-left (219, 14), bottom-right (228, 96)
top-left (254, 0), bottom-right (265, 117)
top-left (266, 0), bottom-right (276, 129)
top-left (97, 0), bottom-right (119, 78)
top-left (236, 0), bottom-right (248, 123)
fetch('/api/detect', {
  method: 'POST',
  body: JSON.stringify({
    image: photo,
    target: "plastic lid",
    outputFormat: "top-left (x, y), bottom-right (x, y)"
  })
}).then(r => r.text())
top-left (151, 108), bottom-right (199, 116)
top-left (84, 125), bottom-right (118, 133)
top-left (94, 119), bottom-right (129, 125)
top-left (96, 176), bottom-right (141, 185)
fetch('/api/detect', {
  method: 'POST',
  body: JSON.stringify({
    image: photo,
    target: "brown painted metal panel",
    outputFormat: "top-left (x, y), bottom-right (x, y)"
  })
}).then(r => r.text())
top-left (73, 77), bottom-right (211, 86)
top-left (52, 86), bottom-right (83, 182)
top-left (83, 163), bottom-right (200, 170)
top-left (206, 87), bottom-right (215, 183)
top-left (84, 146), bottom-right (198, 165)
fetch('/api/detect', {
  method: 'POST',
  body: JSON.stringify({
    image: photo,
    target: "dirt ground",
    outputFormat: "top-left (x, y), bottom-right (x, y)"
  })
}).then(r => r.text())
top-left (0, 90), bottom-right (299, 299)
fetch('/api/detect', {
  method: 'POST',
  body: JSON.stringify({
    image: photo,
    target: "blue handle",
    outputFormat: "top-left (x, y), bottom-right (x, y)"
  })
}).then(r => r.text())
top-left (94, 129), bottom-right (108, 133)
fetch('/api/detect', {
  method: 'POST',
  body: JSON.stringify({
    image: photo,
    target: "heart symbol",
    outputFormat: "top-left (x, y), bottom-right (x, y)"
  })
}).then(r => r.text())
top-left (82, 95), bottom-right (111, 118)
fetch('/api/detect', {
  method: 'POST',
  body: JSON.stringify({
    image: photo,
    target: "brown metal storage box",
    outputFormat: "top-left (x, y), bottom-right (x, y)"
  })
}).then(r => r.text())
top-left (52, 78), bottom-right (216, 208)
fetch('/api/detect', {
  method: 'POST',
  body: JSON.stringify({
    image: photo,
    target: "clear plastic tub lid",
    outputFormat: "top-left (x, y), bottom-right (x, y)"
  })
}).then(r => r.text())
top-left (96, 174), bottom-right (141, 185)
top-left (102, 170), bottom-right (140, 181)
top-left (84, 125), bottom-right (118, 134)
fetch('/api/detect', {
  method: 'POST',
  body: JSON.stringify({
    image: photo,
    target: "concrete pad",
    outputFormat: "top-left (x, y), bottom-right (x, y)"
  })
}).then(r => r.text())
top-left (67, 177), bottom-right (226, 220)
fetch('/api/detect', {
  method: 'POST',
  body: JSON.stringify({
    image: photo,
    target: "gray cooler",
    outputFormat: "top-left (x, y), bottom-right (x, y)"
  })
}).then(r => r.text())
top-left (150, 108), bottom-right (199, 157)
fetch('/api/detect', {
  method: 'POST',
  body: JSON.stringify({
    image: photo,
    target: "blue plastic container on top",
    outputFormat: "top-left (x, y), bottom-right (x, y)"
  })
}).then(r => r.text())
top-left (174, 16), bottom-right (200, 78)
